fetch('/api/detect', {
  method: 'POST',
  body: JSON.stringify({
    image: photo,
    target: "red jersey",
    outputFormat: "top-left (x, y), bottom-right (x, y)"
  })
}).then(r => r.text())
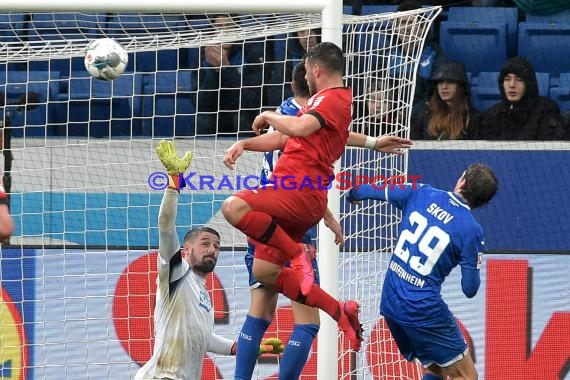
top-left (272, 87), bottom-right (352, 187)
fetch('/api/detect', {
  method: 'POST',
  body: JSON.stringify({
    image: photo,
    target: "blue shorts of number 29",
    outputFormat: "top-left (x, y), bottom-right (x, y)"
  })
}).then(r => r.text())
top-left (383, 314), bottom-right (468, 368)
top-left (245, 241), bottom-right (320, 289)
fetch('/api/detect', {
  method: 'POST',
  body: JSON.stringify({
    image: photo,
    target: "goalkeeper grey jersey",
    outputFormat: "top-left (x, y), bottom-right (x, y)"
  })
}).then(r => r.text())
top-left (135, 190), bottom-right (214, 380)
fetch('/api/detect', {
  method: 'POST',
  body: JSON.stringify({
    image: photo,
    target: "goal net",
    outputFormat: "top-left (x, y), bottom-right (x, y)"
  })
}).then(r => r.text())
top-left (0, 7), bottom-right (440, 379)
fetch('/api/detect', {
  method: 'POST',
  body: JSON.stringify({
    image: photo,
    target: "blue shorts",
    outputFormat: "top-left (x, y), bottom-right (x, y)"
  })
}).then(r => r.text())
top-left (383, 315), bottom-right (468, 367)
top-left (245, 242), bottom-right (320, 289)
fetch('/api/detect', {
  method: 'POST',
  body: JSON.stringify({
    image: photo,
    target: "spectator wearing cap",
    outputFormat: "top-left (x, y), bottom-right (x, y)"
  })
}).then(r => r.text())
top-left (479, 56), bottom-right (565, 140)
top-left (411, 60), bottom-right (479, 140)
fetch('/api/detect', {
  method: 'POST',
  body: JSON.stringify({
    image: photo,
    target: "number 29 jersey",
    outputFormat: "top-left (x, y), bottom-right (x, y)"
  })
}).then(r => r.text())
top-left (379, 184), bottom-right (485, 326)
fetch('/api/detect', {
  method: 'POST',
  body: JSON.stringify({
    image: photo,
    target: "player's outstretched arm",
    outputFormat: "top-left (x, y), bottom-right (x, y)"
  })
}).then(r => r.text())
top-left (208, 334), bottom-right (284, 356)
top-left (347, 132), bottom-right (412, 154)
top-left (323, 207), bottom-right (344, 246)
top-left (156, 140), bottom-right (193, 263)
top-left (346, 184), bottom-right (387, 204)
top-left (253, 111), bottom-right (319, 137)
top-left (223, 132), bottom-right (285, 170)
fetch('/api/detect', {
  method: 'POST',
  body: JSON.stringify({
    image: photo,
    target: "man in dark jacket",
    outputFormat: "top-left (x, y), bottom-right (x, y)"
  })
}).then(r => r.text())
top-left (479, 57), bottom-right (565, 140)
top-left (191, 14), bottom-right (268, 135)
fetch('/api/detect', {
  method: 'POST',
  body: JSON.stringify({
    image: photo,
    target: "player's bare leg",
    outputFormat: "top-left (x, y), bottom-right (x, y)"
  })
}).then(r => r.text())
top-left (249, 286), bottom-right (279, 321)
top-left (424, 364), bottom-right (444, 379)
top-left (222, 195), bottom-right (251, 225)
top-left (441, 352), bottom-right (477, 380)
top-left (222, 196), bottom-right (315, 293)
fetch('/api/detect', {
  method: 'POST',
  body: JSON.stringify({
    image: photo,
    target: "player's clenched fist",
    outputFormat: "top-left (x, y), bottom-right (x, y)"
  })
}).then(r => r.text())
top-left (223, 141), bottom-right (244, 170)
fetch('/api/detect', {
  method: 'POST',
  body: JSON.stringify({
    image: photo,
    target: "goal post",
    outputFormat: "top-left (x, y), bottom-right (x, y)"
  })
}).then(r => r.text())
top-left (0, 4), bottom-right (441, 379)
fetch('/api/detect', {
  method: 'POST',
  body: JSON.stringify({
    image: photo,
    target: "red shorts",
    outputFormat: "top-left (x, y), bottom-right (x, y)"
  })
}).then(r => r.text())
top-left (251, 241), bottom-right (289, 267)
top-left (235, 185), bottom-right (327, 264)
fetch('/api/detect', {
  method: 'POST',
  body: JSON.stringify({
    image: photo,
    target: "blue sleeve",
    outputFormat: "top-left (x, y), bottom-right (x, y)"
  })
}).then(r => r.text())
top-left (459, 226), bottom-right (485, 298)
top-left (459, 226), bottom-right (485, 270)
top-left (347, 183), bottom-right (420, 210)
top-left (278, 97), bottom-right (300, 117)
top-left (461, 267), bottom-right (480, 298)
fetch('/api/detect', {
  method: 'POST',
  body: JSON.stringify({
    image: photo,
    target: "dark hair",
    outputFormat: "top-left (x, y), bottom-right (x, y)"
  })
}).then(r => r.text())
top-left (461, 163), bottom-right (498, 209)
top-left (291, 59), bottom-right (310, 98)
top-left (499, 56), bottom-right (538, 99)
top-left (183, 226), bottom-right (220, 243)
top-left (305, 41), bottom-right (344, 76)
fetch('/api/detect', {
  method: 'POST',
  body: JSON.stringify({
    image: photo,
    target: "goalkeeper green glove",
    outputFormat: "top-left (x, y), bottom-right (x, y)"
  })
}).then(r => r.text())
top-left (155, 140), bottom-right (193, 190)
top-left (230, 337), bottom-right (284, 356)
top-left (258, 337), bottom-right (285, 355)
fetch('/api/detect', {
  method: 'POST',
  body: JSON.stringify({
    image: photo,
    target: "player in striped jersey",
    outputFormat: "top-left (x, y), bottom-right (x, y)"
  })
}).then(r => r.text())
top-left (347, 163), bottom-right (498, 380)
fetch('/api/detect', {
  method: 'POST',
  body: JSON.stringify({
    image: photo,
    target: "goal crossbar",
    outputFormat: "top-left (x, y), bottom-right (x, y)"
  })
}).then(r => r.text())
top-left (0, 0), bottom-right (331, 12)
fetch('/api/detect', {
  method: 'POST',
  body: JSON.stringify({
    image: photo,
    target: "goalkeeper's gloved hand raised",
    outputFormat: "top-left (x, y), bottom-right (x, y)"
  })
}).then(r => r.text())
top-left (155, 140), bottom-right (193, 191)
top-left (258, 337), bottom-right (284, 356)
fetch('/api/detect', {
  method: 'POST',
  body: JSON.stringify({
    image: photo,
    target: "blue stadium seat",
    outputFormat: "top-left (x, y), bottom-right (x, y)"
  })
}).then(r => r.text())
top-left (525, 9), bottom-right (570, 23)
top-left (106, 13), bottom-right (145, 37)
top-left (141, 70), bottom-right (196, 137)
top-left (536, 72), bottom-right (551, 97)
top-left (106, 13), bottom-right (187, 37)
top-left (361, 5), bottom-right (397, 15)
top-left (5, 71), bottom-right (62, 137)
top-left (133, 50), bottom-right (179, 72)
top-left (471, 71), bottom-right (500, 112)
top-left (471, 71), bottom-right (550, 112)
top-left (439, 21), bottom-right (508, 76)
top-left (0, 13), bottom-right (26, 43)
top-left (447, 7), bottom-right (518, 56)
top-left (60, 72), bottom-right (143, 137)
top-left (518, 22), bottom-right (570, 79)
top-left (343, 5), bottom-right (352, 15)
top-left (28, 12), bottom-right (105, 41)
top-left (550, 73), bottom-right (570, 113)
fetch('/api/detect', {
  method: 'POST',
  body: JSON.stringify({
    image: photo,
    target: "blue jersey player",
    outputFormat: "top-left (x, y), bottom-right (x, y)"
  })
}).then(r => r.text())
top-left (347, 164), bottom-right (498, 380)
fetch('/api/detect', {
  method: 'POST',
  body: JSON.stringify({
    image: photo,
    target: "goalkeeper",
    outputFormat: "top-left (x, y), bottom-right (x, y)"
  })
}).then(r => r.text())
top-left (135, 141), bottom-right (283, 380)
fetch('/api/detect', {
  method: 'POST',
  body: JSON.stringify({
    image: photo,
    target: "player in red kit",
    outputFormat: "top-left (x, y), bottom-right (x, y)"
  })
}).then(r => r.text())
top-left (222, 42), bottom-right (411, 356)
top-left (0, 174), bottom-right (14, 240)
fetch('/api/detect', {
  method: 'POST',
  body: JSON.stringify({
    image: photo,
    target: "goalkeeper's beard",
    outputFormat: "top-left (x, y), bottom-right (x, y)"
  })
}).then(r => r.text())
top-left (191, 253), bottom-right (217, 275)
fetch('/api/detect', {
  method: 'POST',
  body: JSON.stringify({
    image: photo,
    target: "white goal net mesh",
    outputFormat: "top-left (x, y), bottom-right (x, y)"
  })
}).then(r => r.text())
top-left (0, 8), bottom-right (439, 379)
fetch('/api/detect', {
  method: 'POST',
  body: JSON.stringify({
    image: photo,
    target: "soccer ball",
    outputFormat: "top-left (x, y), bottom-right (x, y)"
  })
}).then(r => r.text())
top-left (84, 38), bottom-right (128, 81)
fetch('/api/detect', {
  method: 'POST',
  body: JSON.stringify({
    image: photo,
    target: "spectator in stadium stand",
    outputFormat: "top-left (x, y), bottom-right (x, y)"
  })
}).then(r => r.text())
top-left (389, 0), bottom-right (449, 123)
top-left (365, 77), bottom-right (407, 137)
top-left (411, 60), bottom-right (480, 140)
top-left (265, 29), bottom-right (321, 109)
top-left (479, 56), bottom-right (565, 140)
top-left (191, 14), bottom-right (268, 135)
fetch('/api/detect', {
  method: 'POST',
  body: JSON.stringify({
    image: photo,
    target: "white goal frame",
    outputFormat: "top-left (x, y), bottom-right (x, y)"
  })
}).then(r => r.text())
top-left (0, 0), bottom-right (344, 379)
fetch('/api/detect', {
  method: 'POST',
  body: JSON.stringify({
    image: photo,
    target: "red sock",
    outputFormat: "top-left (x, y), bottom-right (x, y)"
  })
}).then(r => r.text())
top-left (235, 211), bottom-right (298, 259)
top-left (274, 268), bottom-right (341, 321)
